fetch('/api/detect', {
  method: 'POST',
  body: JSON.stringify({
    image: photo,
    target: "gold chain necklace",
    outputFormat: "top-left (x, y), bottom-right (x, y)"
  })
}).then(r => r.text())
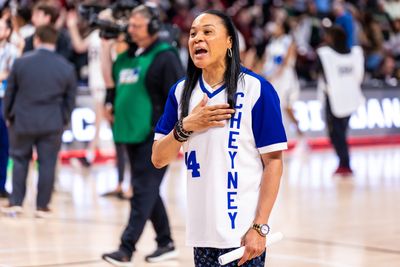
top-left (210, 80), bottom-right (224, 88)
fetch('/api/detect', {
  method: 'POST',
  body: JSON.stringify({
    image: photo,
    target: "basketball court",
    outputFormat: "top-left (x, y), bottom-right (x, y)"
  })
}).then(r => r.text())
top-left (1, 144), bottom-right (399, 267)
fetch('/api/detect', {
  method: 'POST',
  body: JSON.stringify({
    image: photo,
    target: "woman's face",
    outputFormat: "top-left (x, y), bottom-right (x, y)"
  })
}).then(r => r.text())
top-left (270, 22), bottom-right (284, 38)
top-left (188, 13), bottom-right (232, 69)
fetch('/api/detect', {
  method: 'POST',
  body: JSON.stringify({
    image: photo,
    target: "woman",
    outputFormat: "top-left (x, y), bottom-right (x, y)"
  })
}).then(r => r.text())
top-left (67, 9), bottom-right (132, 198)
top-left (152, 10), bottom-right (287, 266)
top-left (66, 10), bottom-right (105, 164)
top-left (262, 20), bottom-right (302, 137)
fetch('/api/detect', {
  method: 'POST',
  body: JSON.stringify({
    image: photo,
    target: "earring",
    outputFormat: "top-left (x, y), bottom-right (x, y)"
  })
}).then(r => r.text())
top-left (227, 48), bottom-right (232, 58)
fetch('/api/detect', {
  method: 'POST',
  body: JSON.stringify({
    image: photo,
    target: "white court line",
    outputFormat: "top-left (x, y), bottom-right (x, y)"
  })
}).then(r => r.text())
top-left (0, 245), bottom-right (107, 254)
top-left (269, 253), bottom-right (356, 267)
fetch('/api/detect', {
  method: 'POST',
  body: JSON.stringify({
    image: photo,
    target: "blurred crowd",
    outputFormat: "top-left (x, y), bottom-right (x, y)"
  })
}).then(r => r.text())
top-left (0, 0), bottom-right (399, 89)
top-left (0, 0), bottom-right (400, 89)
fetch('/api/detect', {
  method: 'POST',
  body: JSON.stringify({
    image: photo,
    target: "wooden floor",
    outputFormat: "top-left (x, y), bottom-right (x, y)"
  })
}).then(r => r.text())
top-left (1, 145), bottom-right (400, 267)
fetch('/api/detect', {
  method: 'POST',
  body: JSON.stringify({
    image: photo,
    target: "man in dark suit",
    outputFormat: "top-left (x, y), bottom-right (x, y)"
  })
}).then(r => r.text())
top-left (1, 25), bottom-right (76, 217)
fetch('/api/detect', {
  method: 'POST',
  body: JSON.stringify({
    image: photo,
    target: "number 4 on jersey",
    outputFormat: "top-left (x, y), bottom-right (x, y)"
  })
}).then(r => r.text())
top-left (185, 151), bottom-right (200, 178)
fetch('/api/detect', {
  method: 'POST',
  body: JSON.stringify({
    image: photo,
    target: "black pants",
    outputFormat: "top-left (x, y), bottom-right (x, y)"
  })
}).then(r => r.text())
top-left (114, 143), bottom-right (126, 183)
top-left (326, 98), bottom-right (351, 168)
top-left (0, 98), bottom-right (9, 192)
top-left (8, 126), bottom-right (62, 208)
top-left (119, 136), bottom-right (173, 256)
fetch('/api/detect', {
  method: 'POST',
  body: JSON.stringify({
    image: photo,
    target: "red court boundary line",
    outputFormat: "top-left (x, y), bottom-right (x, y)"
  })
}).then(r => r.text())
top-left (287, 134), bottom-right (400, 150)
top-left (60, 134), bottom-right (400, 164)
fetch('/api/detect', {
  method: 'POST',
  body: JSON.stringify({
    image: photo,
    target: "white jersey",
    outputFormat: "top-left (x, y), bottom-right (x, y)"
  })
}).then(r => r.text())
top-left (88, 30), bottom-right (105, 90)
top-left (263, 35), bottom-right (300, 107)
top-left (0, 42), bottom-right (19, 98)
top-left (155, 68), bottom-right (287, 248)
top-left (317, 46), bottom-right (365, 118)
top-left (263, 35), bottom-right (294, 77)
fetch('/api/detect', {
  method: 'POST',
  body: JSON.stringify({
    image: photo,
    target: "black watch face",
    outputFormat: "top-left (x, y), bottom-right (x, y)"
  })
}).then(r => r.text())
top-left (261, 225), bottom-right (269, 235)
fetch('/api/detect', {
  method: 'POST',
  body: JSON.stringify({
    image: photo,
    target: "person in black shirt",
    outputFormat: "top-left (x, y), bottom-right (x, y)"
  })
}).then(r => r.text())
top-left (101, 4), bottom-right (184, 266)
top-left (23, 1), bottom-right (72, 61)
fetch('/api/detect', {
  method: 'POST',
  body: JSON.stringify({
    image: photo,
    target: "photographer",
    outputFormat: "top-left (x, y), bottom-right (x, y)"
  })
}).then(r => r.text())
top-left (102, 4), bottom-right (184, 266)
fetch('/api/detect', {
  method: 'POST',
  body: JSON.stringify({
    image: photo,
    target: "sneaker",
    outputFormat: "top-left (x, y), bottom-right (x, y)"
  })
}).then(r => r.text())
top-left (85, 150), bottom-right (96, 163)
top-left (333, 166), bottom-right (353, 177)
top-left (101, 190), bottom-right (123, 198)
top-left (145, 242), bottom-right (178, 263)
top-left (1, 204), bottom-right (23, 215)
top-left (35, 207), bottom-right (52, 218)
top-left (78, 156), bottom-right (92, 167)
top-left (101, 190), bottom-right (131, 200)
top-left (102, 250), bottom-right (132, 267)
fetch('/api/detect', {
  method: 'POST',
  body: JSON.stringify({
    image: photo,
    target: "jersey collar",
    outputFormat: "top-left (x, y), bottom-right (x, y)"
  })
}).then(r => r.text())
top-left (199, 75), bottom-right (226, 98)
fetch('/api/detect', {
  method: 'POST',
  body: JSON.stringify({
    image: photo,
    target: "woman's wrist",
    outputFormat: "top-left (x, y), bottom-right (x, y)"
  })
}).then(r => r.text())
top-left (182, 117), bottom-right (192, 132)
top-left (173, 118), bottom-right (193, 142)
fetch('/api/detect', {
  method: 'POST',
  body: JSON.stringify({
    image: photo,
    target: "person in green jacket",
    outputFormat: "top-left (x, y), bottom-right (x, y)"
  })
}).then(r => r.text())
top-left (102, 4), bottom-right (184, 266)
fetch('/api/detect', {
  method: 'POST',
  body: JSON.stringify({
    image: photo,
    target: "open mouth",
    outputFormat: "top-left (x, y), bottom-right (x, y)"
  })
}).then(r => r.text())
top-left (194, 47), bottom-right (208, 56)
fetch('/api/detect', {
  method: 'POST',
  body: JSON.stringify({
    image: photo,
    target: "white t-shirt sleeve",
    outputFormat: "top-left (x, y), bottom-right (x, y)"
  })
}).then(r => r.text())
top-left (251, 79), bottom-right (288, 154)
top-left (154, 79), bottom-right (182, 140)
top-left (8, 45), bottom-right (19, 71)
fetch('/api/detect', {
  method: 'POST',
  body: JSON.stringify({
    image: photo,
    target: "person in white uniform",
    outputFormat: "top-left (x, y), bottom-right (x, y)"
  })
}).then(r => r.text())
top-left (317, 26), bottom-right (364, 176)
top-left (262, 20), bottom-right (302, 137)
top-left (67, 9), bottom-right (131, 197)
top-left (67, 11), bottom-right (105, 161)
top-left (152, 10), bottom-right (287, 267)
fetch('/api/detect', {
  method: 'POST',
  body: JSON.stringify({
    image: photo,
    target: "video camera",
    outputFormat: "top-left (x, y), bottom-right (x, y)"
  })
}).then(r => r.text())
top-left (78, 0), bottom-right (139, 39)
top-left (78, 0), bottom-right (180, 47)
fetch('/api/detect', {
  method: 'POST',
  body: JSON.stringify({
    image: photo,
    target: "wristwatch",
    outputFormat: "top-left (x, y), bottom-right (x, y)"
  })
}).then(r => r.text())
top-left (252, 223), bottom-right (270, 237)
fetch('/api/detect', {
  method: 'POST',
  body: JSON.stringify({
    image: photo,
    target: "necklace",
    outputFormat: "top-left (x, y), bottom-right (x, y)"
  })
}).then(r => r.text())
top-left (210, 79), bottom-right (224, 88)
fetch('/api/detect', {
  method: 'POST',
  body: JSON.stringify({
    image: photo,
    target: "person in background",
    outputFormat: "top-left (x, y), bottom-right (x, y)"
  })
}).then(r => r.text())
top-left (1, 25), bottom-right (76, 217)
top-left (260, 20), bottom-right (304, 144)
top-left (100, 34), bottom-right (131, 199)
top-left (360, 12), bottom-right (384, 76)
top-left (66, 9), bottom-right (105, 164)
top-left (317, 26), bottom-right (364, 176)
top-left (101, 4), bottom-right (183, 265)
top-left (152, 10), bottom-right (287, 267)
top-left (9, 6), bottom-right (35, 52)
top-left (23, 1), bottom-right (72, 61)
top-left (0, 18), bottom-right (19, 198)
top-left (66, 4), bottom-right (131, 198)
top-left (333, 0), bottom-right (355, 49)
top-left (13, 6), bottom-right (35, 39)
